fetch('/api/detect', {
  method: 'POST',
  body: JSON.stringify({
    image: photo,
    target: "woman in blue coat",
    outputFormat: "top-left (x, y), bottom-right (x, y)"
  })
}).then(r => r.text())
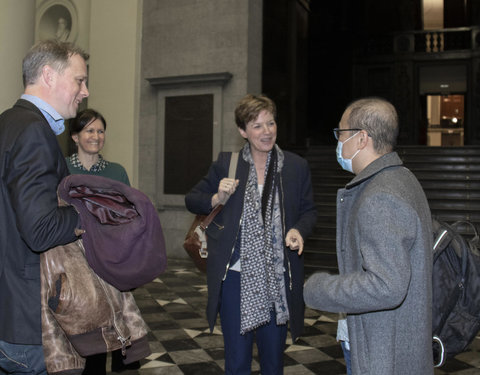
top-left (185, 94), bottom-right (317, 374)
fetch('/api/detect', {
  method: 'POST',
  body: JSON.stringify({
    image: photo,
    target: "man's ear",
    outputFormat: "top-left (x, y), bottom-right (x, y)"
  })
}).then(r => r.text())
top-left (41, 65), bottom-right (56, 87)
top-left (357, 130), bottom-right (369, 149)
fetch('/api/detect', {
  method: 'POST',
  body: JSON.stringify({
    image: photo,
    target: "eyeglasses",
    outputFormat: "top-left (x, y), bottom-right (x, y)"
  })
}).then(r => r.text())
top-left (333, 128), bottom-right (363, 140)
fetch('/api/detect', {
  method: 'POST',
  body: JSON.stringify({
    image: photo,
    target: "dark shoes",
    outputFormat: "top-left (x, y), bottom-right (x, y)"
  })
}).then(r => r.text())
top-left (111, 361), bottom-right (141, 373)
top-left (111, 349), bottom-right (141, 373)
top-left (82, 353), bottom-right (107, 375)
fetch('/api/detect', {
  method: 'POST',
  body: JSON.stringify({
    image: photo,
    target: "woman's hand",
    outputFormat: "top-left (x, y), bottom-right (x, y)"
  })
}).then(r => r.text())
top-left (211, 178), bottom-right (239, 207)
top-left (285, 228), bottom-right (304, 255)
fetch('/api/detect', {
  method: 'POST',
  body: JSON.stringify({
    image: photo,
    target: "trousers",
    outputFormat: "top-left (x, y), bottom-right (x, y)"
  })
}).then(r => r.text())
top-left (341, 341), bottom-right (352, 375)
top-left (220, 270), bottom-right (287, 375)
top-left (0, 340), bottom-right (46, 375)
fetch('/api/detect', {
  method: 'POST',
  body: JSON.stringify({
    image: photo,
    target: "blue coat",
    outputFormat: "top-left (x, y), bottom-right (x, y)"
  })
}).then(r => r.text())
top-left (185, 149), bottom-right (317, 340)
top-left (304, 152), bottom-right (433, 374)
top-left (0, 99), bottom-right (79, 344)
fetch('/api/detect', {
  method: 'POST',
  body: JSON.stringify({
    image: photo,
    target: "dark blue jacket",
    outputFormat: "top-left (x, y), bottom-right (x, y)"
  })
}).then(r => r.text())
top-left (0, 100), bottom-right (79, 344)
top-left (185, 150), bottom-right (317, 340)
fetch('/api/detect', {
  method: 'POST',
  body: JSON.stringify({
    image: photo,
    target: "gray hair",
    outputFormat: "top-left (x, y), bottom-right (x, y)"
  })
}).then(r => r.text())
top-left (22, 39), bottom-right (89, 87)
top-left (345, 97), bottom-right (399, 154)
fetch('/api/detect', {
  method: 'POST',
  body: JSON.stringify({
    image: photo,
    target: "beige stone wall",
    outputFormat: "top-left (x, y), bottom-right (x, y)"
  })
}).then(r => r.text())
top-left (0, 1), bottom-right (35, 113)
top-left (139, 0), bottom-right (263, 259)
top-left (0, 0), bottom-right (141, 185)
top-left (0, 0), bottom-right (262, 261)
top-left (87, 0), bottom-right (142, 186)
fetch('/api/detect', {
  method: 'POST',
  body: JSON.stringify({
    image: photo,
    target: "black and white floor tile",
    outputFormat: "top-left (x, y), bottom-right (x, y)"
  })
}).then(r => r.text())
top-left (105, 259), bottom-right (480, 375)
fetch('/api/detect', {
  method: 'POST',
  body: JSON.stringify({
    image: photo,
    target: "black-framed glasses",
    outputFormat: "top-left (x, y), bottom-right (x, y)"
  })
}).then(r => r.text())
top-left (333, 128), bottom-right (363, 140)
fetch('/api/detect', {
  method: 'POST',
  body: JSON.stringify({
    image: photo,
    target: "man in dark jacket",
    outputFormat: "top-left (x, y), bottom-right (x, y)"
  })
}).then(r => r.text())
top-left (0, 40), bottom-right (89, 374)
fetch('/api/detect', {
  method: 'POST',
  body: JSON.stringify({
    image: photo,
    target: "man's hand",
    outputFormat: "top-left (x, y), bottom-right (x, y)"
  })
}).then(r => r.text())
top-left (74, 228), bottom-right (85, 237)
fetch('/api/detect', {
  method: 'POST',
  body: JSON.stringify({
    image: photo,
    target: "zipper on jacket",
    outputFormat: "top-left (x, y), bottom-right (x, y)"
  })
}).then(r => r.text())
top-left (78, 239), bottom-right (131, 353)
top-left (210, 220), bottom-right (224, 230)
top-left (117, 335), bottom-right (130, 356)
top-left (222, 217), bottom-right (242, 281)
top-left (280, 176), bottom-right (293, 291)
top-left (100, 277), bottom-right (131, 353)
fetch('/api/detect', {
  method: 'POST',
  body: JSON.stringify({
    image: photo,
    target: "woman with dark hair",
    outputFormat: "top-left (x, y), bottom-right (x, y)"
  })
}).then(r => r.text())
top-left (185, 94), bottom-right (317, 374)
top-left (66, 108), bottom-right (129, 185)
top-left (67, 108), bottom-right (138, 374)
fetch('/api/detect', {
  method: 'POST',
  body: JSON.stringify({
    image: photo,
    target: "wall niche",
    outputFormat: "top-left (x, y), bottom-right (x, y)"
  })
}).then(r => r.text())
top-left (36, 0), bottom-right (78, 43)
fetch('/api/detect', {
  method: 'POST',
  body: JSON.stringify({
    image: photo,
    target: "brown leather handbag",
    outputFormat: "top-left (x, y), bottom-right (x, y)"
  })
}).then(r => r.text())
top-left (183, 152), bottom-right (238, 272)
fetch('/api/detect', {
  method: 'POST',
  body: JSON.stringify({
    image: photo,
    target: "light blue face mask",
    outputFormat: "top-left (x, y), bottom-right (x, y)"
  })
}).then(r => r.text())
top-left (336, 131), bottom-right (361, 173)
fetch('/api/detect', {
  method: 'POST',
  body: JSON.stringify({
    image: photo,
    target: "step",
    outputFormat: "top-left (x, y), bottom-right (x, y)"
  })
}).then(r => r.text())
top-left (425, 191), bottom-right (480, 200)
top-left (307, 237), bottom-right (336, 251)
top-left (299, 145), bottom-right (480, 274)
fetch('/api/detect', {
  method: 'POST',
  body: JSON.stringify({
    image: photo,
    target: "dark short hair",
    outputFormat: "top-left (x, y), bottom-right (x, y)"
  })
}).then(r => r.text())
top-left (69, 109), bottom-right (107, 136)
top-left (22, 39), bottom-right (89, 87)
top-left (345, 97), bottom-right (399, 154)
top-left (234, 94), bottom-right (277, 130)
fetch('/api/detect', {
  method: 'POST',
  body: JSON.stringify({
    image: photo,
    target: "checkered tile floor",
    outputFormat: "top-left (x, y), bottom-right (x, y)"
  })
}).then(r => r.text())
top-left (105, 259), bottom-right (480, 375)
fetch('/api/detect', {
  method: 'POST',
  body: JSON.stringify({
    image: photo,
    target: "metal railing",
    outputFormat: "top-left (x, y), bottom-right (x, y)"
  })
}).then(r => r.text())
top-left (359, 26), bottom-right (480, 55)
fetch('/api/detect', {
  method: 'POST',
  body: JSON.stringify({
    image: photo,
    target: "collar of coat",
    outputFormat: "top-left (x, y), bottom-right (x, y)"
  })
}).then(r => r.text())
top-left (345, 151), bottom-right (404, 190)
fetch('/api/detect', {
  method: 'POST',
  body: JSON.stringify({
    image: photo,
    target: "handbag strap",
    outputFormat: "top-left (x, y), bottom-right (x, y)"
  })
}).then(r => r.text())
top-left (200, 152), bottom-right (239, 230)
top-left (228, 152), bottom-right (239, 179)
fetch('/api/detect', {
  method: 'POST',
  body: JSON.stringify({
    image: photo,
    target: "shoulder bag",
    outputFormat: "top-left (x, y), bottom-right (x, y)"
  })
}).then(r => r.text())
top-left (183, 152), bottom-right (238, 272)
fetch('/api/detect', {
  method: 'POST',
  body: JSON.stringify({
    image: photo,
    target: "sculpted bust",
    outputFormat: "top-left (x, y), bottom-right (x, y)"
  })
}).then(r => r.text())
top-left (55, 17), bottom-right (70, 42)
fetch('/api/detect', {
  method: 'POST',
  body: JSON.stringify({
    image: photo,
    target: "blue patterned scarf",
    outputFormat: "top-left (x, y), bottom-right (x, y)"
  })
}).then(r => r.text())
top-left (239, 143), bottom-right (289, 334)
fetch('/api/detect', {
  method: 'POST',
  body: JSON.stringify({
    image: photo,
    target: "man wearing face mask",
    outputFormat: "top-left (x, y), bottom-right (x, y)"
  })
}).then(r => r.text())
top-left (303, 97), bottom-right (434, 375)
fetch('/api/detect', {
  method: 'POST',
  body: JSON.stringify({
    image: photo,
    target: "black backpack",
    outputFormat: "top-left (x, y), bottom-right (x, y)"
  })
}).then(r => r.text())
top-left (432, 218), bottom-right (480, 367)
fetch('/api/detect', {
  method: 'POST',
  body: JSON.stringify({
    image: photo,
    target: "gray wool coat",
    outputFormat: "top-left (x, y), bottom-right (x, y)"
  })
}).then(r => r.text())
top-left (304, 152), bottom-right (433, 375)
